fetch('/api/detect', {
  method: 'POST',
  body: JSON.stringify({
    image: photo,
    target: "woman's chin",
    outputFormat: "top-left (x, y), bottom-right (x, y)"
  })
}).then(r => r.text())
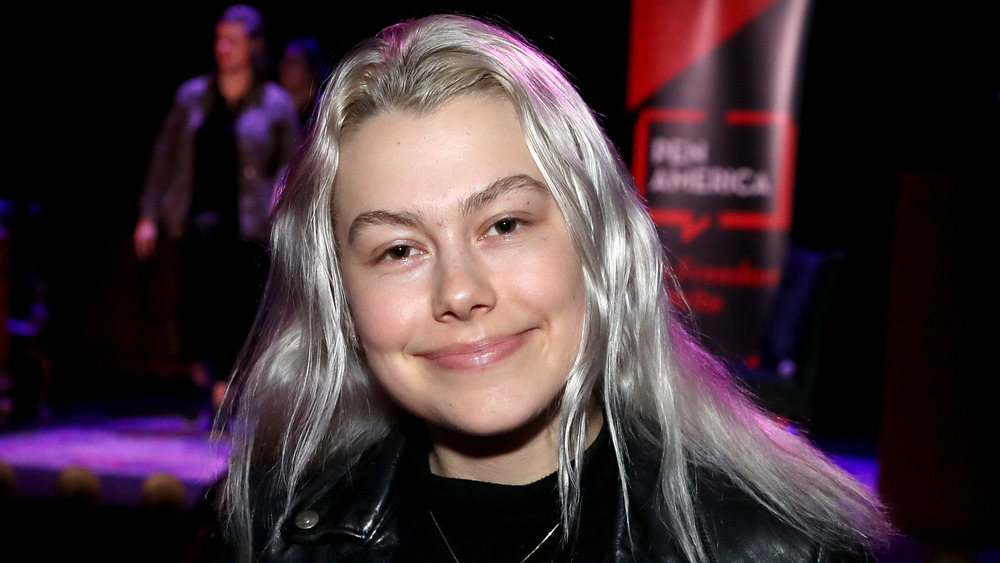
top-left (424, 403), bottom-right (558, 449)
top-left (430, 410), bottom-right (550, 440)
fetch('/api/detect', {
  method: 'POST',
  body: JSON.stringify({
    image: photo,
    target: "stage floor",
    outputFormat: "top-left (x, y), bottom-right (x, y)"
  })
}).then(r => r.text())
top-left (0, 407), bottom-right (228, 511)
top-left (0, 404), bottom-right (876, 510)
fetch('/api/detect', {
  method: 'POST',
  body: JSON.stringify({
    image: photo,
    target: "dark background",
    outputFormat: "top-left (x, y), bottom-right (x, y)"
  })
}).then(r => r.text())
top-left (4, 2), bottom-right (996, 443)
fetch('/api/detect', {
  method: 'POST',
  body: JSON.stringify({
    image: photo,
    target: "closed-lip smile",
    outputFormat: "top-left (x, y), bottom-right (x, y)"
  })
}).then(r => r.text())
top-left (417, 331), bottom-right (532, 370)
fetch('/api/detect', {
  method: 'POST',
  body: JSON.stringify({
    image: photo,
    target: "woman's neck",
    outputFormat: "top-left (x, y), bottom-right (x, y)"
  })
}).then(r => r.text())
top-left (427, 404), bottom-right (604, 485)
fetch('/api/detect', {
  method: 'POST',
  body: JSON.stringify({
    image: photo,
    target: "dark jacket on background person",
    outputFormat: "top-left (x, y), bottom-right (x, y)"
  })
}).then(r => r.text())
top-left (139, 73), bottom-right (299, 243)
top-left (213, 427), bottom-right (874, 563)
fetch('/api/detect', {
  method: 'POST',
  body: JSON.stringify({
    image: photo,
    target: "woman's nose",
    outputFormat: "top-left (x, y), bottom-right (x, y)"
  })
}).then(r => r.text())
top-left (432, 248), bottom-right (496, 321)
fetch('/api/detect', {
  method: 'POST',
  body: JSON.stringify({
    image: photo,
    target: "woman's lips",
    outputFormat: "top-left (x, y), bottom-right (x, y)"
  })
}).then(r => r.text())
top-left (418, 331), bottom-right (531, 370)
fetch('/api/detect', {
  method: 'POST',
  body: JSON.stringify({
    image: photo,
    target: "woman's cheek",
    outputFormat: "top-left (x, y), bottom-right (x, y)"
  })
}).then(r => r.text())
top-left (351, 276), bottom-right (423, 352)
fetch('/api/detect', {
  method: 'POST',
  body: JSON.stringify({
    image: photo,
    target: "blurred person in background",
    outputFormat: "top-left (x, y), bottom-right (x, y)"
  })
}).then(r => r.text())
top-left (278, 36), bottom-right (329, 129)
top-left (134, 4), bottom-right (299, 426)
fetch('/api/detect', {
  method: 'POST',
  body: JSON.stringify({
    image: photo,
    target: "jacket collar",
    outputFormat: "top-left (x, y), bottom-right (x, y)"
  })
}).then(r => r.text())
top-left (270, 425), bottom-right (837, 562)
top-left (280, 431), bottom-right (406, 546)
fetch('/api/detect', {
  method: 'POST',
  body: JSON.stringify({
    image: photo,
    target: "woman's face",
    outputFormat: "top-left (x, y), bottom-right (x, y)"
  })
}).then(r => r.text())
top-left (335, 95), bottom-right (586, 438)
top-left (214, 21), bottom-right (252, 73)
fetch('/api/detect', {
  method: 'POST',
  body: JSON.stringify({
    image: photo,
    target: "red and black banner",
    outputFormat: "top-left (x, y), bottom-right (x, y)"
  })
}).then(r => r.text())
top-left (629, 0), bottom-right (812, 363)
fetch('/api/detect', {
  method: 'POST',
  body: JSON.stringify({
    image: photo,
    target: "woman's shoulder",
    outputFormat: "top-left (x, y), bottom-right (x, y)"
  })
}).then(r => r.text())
top-left (622, 444), bottom-right (872, 562)
top-left (689, 468), bottom-right (872, 562)
top-left (248, 431), bottom-right (407, 560)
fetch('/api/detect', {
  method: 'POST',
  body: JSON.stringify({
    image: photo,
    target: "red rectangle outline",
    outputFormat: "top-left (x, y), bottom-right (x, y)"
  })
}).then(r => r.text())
top-left (631, 107), bottom-right (796, 234)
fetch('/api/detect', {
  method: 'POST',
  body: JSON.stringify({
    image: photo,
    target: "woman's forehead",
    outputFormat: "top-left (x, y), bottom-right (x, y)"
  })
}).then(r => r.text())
top-left (333, 96), bottom-right (545, 218)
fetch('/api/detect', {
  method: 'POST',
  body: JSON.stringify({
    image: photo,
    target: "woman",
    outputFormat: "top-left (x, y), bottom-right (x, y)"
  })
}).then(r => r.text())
top-left (135, 5), bottom-right (299, 422)
top-left (219, 15), bottom-right (891, 562)
top-left (278, 36), bottom-right (329, 129)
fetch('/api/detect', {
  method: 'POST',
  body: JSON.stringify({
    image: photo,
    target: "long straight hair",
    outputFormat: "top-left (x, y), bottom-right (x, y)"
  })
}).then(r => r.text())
top-left (221, 14), bottom-right (891, 562)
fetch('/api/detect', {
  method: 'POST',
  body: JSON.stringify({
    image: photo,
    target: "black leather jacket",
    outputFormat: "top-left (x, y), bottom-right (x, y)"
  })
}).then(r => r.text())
top-left (242, 429), bottom-right (872, 562)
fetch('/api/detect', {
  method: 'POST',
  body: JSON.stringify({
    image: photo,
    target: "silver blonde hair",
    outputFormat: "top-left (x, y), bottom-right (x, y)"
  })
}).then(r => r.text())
top-left (221, 14), bottom-right (891, 561)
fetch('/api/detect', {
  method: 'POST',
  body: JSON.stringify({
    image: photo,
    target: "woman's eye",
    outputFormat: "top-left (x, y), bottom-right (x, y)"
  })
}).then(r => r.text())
top-left (485, 218), bottom-right (521, 237)
top-left (381, 245), bottom-right (418, 260)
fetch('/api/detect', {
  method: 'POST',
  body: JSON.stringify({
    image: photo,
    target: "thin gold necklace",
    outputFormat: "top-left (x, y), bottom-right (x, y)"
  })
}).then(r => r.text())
top-left (429, 510), bottom-right (560, 563)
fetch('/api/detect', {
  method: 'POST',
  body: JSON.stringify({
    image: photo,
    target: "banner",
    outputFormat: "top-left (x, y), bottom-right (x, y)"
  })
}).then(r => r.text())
top-left (629, 0), bottom-right (812, 363)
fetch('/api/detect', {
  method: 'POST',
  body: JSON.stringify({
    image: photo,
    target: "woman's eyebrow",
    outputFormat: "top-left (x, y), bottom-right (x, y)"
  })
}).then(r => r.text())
top-left (347, 209), bottom-right (424, 245)
top-left (346, 174), bottom-right (548, 245)
top-left (460, 174), bottom-right (549, 216)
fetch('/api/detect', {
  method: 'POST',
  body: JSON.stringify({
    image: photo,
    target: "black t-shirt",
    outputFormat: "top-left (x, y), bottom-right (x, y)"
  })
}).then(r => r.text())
top-left (396, 421), bottom-right (618, 562)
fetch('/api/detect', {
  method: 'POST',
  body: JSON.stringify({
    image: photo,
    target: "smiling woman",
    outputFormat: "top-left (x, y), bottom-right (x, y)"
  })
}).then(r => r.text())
top-left (215, 14), bottom-right (892, 563)
top-left (335, 97), bottom-right (587, 477)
